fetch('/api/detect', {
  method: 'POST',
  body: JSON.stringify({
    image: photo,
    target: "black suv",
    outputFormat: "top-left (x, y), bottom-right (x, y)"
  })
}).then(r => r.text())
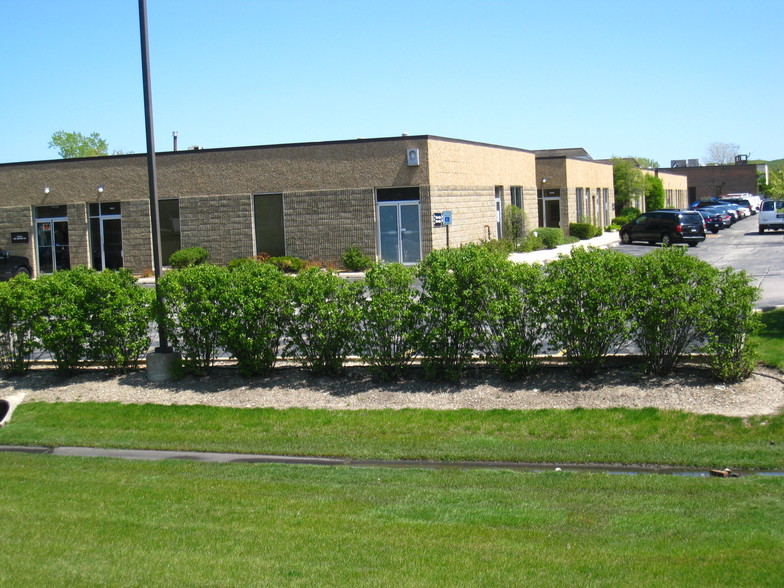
top-left (0, 250), bottom-right (32, 280)
top-left (619, 210), bottom-right (706, 247)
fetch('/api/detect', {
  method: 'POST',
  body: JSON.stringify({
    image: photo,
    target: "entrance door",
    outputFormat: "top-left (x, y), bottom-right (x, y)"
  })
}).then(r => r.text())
top-left (89, 203), bottom-right (123, 270)
top-left (542, 198), bottom-right (561, 228)
top-left (254, 193), bottom-right (285, 257)
top-left (378, 202), bottom-right (421, 264)
top-left (36, 220), bottom-right (70, 274)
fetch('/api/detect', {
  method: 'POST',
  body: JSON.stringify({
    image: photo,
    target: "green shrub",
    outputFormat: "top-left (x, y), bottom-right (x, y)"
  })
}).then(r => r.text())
top-left (168, 247), bottom-right (208, 269)
top-left (629, 248), bottom-right (718, 376)
top-left (219, 262), bottom-right (290, 376)
top-left (479, 238), bottom-right (514, 256)
top-left (534, 227), bottom-right (564, 249)
top-left (481, 260), bottom-right (548, 379)
top-left (645, 175), bottom-right (666, 211)
top-left (284, 268), bottom-right (360, 377)
top-left (32, 267), bottom-right (97, 375)
top-left (606, 223), bottom-right (622, 231)
top-left (83, 269), bottom-right (154, 374)
top-left (158, 264), bottom-right (230, 375)
top-left (503, 205), bottom-right (527, 243)
top-left (569, 223), bottom-right (602, 240)
top-left (415, 244), bottom-right (504, 381)
top-left (355, 263), bottom-right (419, 381)
top-left (0, 274), bottom-right (40, 375)
top-left (619, 207), bottom-right (641, 219)
top-left (341, 246), bottom-right (374, 272)
top-left (612, 216), bottom-right (633, 226)
top-left (266, 256), bottom-right (307, 273)
top-left (545, 248), bottom-right (636, 376)
top-left (702, 269), bottom-right (761, 382)
top-left (518, 233), bottom-right (545, 252)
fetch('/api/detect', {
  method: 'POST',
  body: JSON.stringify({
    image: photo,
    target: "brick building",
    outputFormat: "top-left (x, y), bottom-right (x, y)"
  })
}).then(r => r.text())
top-left (534, 149), bottom-right (615, 231)
top-left (0, 135), bottom-right (538, 277)
top-left (658, 161), bottom-right (760, 203)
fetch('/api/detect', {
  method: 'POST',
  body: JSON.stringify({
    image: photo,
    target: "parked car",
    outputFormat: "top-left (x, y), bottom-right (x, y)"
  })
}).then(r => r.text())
top-left (619, 210), bottom-right (706, 247)
top-left (695, 209), bottom-right (723, 234)
top-left (759, 199), bottom-right (784, 233)
top-left (0, 250), bottom-right (32, 281)
top-left (720, 196), bottom-right (757, 215)
top-left (698, 206), bottom-right (732, 229)
top-left (718, 200), bottom-right (751, 218)
top-left (694, 201), bottom-right (739, 223)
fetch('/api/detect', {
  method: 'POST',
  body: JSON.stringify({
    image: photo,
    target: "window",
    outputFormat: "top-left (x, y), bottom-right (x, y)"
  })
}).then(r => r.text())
top-left (576, 187), bottom-right (583, 221)
top-left (510, 186), bottom-right (523, 209)
top-left (158, 199), bottom-right (181, 263)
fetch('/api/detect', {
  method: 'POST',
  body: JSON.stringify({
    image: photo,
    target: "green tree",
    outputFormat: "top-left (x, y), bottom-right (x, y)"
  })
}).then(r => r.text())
top-left (612, 158), bottom-right (646, 212)
top-left (629, 156), bottom-right (659, 169)
top-left (48, 130), bottom-right (109, 158)
top-left (766, 169), bottom-right (784, 199)
top-left (644, 174), bottom-right (665, 211)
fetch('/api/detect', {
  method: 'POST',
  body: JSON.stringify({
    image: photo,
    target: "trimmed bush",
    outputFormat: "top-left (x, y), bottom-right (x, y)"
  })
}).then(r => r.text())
top-left (158, 264), bottom-right (230, 374)
top-left (168, 247), bottom-right (208, 269)
top-left (481, 260), bottom-right (548, 379)
top-left (702, 269), bottom-right (761, 382)
top-left (518, 233), bottom-right (545, 252)
top-left (341, 246), bottom-right (374, 272)
top-left (619, 207), bottom-right (641, 219)
top-left (355, 263), bottom-right (419, 381)
top-left (569, 222), bottom-right (602, 240)
top-left (82, 269), bottom-right (154, 374)
top-left (546, 248), bottom-right (636, 376)
top-left (503, 204), bottom-right (527, 243)
top-left (219, 262), bottom-right (291, 376)
top-left (0, 273), bottom-right (40, 375)
top-left (629, 247), bottom-right (719, 376)
top-left (415, 244), bottom-right (504, 381)
top-left (534, 227), bottom-right (564, 249)
top-left (284, 268), bottom-right (360, 376)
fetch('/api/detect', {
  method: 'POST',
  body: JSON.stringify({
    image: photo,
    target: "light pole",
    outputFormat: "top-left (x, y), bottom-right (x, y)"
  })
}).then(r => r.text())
top-left (541, 177), bottom-right (547, 226)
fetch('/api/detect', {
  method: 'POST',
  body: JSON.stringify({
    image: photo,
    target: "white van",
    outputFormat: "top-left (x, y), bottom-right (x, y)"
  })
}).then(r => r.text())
top-left (758, 200), bottom-right (784, 232)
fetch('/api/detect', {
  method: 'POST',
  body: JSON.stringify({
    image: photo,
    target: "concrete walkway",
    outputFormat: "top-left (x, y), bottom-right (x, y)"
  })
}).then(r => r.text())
top-left (508, 230), bottom-right (620, 265)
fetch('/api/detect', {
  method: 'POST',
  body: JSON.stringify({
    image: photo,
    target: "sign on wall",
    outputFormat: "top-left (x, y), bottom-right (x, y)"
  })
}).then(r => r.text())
top-left (10, 232), bottom-right (29, 244)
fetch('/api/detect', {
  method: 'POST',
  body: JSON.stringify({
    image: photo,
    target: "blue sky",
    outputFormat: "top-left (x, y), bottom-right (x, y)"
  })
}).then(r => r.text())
top-left (2, 0), bottom-right (782, 166)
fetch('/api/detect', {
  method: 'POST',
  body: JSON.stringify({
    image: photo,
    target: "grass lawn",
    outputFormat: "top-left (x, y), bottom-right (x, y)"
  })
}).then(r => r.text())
top-left (754, 308), bottom-right (784, 371)
top-left (2, 402), bottom-right (783, 469)
top-left (1, 453), bottom-right (782, 586)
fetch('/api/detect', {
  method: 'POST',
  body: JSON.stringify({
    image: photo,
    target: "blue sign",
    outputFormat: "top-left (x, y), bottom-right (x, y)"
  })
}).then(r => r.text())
top-left (442, 210), bottom-right (452, 226)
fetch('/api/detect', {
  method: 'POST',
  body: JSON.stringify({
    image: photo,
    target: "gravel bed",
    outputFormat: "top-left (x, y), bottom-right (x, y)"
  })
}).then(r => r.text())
top-left (3, 363), bottom-right (783, 418)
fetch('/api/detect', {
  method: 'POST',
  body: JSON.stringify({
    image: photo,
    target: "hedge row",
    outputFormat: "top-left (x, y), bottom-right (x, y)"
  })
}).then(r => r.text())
top-left (0, 245), bottom-right (760, 382)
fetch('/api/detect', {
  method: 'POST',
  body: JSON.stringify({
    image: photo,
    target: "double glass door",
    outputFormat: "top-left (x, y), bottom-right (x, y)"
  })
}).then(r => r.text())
top-left (89, 203), bottom-right (123, 270)
top-left (36, 219), bottom-right (70, 274)
top-left (378, 202), bottom-right (421, 265)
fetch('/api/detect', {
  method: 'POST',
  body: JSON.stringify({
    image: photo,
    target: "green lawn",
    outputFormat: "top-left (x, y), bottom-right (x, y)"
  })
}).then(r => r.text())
top-left (754, 308), bottom-right (784, 371)
top-left (2, 402), bottom-right (782, 469)
top-left (1, 453), bottom-right (782, 587)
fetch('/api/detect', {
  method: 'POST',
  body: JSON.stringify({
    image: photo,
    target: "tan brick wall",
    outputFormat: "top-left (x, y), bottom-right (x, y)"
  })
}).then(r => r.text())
top-left (66, 203), bottom-right (90, 269)
top-left (0, 207), bottom-right (34, 269)
top-left (121, 200), bottom-right (153, 273)
top-left (285, 188), bottom-right (376, 264)
top-left (179, 194), bottom-right (255, 266)
top-left (654, 170), bottom-right (689, 209)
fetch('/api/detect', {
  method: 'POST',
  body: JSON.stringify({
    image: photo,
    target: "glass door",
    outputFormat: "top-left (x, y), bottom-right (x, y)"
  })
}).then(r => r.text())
top-left (36, 220), bottom-right (70, 274)
top-left (89, 203), bottom-right (123, 270)
top-left (378, 202), bottom-right (421, 264)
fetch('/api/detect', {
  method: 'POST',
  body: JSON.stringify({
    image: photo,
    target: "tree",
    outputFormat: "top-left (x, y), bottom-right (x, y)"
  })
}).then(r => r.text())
top-left (644, 175), bottom-right (665, 211)
top-left (48, 131), bottom-right (109, 158)
top-left (629, 156), bottom-right (659, 169)
top-left (612, 157), bottom-right (646, 211)
top-left (703, 142), bottom-right (739, 165)
top-left (766, 169), bottom-right (784, 199)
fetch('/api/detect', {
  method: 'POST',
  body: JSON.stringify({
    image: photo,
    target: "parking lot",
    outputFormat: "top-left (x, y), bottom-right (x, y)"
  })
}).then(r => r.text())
top-left (614, 215), bottom-right (784, 310)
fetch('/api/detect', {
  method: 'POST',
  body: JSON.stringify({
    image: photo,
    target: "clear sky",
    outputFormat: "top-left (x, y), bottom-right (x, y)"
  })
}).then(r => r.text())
top-left (2, 0), bottom-right (782, 166)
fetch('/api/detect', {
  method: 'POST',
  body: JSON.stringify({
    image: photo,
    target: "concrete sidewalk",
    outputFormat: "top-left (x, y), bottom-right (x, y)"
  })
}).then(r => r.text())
top-left (508, 230), bottom-right (620, 264)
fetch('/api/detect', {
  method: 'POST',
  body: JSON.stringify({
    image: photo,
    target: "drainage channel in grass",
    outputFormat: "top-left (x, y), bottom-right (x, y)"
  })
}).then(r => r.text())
top-left (2, 445), bottom-right (782, 477)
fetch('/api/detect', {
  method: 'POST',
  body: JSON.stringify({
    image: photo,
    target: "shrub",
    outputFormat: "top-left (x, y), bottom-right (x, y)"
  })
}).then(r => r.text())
top-left (612, 216), bottom-right (633, 226)
top-left (503, 205), bottom-right (527, 243)
top-left (569, 222), bottom-right (602, 240)
top-left (619, 207), bottom-right (641, 219)
top-left (546, 248), bottom-right (636, 376)
top-left (518, 233), bottom-right (545, 252)
top-left (341, 246), bottom-right (374, 272)
top-left (534, 227), bottom-right (564, 249)
top-left (481, 260), bottom-right (548, 379)
top-left (702, 269), bottom-right (761, 382)
top-left (284, 268), bottom-right (360, 377)
top-left (629, 247), bottom-right (719, 376)
top-left (32, 267), bottom-right (97, 375)
top-left (168, 247), bottom-right (208, 269)
top-left (479, 238), bottom-right (514, 256)
top-left (415, 244), bottom-right (504, 381)
top-left (606, 223), bottom-right (622, 231)
top-left (0, 274), bottom-right (40, 375)
top-left (267, 256), bottom-right (307, 273)
top-left (83, 269), bottom-right (154, 374)
top-left (355, 263), bottom-right (419, 381)
top-left (158, 264), bottom-right (230, 374)
top-left (219, 262), bottom-right (290, 376)
top-left (645, 175), bottom-right (666, 211)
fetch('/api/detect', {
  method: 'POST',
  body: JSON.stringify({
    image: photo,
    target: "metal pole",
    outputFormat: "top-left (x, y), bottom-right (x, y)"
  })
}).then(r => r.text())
top-left (139, 0), bottom-right (170, 352)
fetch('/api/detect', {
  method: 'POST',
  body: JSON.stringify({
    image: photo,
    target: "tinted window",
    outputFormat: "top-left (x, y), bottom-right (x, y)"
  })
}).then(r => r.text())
top-left (679, 213), bottom-right (703, 225)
